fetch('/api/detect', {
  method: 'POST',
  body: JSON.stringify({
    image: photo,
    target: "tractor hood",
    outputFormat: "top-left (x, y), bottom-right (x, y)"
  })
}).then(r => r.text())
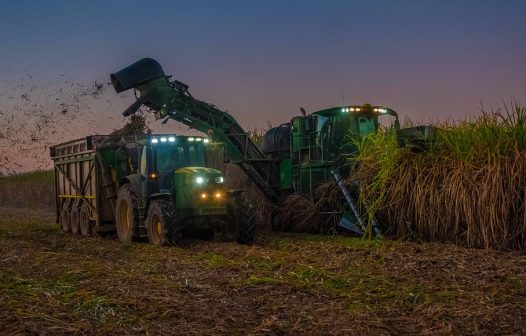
top-left (173, 167), bottom-right (224, 187)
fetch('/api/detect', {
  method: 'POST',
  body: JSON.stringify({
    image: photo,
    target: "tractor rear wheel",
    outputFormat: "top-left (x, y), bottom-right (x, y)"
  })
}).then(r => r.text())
top-left (115, 183), bottom-right (141, 243)
top-left (79, 203), bottom-right (92, 237)
top-left (60, 205), bottom-right (70, 232)
top-left (146, 199), bottom-right (182, 246)
top-left (70, 205), bottom-right (80, 235)
top-left (229, 194), bottom-right (255, 245)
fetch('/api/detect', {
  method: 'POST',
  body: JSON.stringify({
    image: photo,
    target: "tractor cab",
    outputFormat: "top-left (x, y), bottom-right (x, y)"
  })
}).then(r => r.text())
top-left (136, 135), bottom-right (225, 214)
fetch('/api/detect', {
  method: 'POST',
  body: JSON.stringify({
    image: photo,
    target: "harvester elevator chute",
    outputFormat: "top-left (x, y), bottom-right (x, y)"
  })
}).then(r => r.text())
top-left (110, 58), bottom-right (283, 204)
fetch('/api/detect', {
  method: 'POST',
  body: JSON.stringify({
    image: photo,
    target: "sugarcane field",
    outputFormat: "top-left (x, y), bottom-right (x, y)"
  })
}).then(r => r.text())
top-left (1, 1), bottom-right (525, 335)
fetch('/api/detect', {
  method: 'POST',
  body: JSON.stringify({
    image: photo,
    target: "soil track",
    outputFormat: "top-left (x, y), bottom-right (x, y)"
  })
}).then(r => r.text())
top-left (0, 207), bottom-right (525, 335)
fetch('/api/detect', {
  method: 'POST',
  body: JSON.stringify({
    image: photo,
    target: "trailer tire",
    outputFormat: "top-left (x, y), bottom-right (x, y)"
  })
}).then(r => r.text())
top-left (60, 205), bottom-right (71, 232)
top-left (230, 194), bottom-right (256, 245)
top-left (79, 203), bottom-right (92, 237)
top-left (115, 183), bottom-right (141, 243)
top-left (146, 199), bottom-right (182, 246)
top-left (70, 205), bottom-right (80, 235)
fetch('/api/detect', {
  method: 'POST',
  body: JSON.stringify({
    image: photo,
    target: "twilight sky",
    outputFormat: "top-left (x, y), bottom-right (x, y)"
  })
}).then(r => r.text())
top-left (0, 0), bottom-right (525, 171)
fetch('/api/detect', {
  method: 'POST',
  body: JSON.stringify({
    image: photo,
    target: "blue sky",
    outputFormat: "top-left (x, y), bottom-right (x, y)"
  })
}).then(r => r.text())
top-left (1, 0), bottom-right (525, 130)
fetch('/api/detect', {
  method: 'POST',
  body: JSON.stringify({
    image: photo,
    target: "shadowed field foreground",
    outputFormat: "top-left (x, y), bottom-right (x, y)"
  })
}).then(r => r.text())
top-left (0, 207), bottom-right (525, 335)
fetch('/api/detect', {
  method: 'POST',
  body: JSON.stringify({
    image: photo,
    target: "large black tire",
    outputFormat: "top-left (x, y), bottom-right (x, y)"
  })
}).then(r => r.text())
top-left (60, 204), bottom-right (71, 232)
top-left (79, 203), bottom-right (92, 237)
top-left (115, 183), bottom-right (141, 243)
top-left (146, 199), bottom-right (182, 246)
top-left (229, 194), bottom-right (256, 245)
top-left (70, 205), bottom-right (80, 235)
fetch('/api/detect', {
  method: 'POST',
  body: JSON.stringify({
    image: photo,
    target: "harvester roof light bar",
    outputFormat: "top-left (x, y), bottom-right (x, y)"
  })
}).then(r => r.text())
top-left (188, 137), bottom-right (195, 142)
top-left (203, 138), bottom-right (210, 144)
top-left (343, 106), bottom-right (373, 113)
top-left (151, 138), bottom-right (159, 144)
top-left (168, 136), bottom-right (176, 142)
top-left (160, 137), bottom-right (167, 142)
top-left (195, 138), bottom-right (202, 142)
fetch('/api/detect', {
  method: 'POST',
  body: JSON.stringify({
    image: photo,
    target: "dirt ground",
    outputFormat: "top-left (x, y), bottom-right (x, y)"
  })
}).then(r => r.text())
top-left (0, 207), bottom-right (525, 335)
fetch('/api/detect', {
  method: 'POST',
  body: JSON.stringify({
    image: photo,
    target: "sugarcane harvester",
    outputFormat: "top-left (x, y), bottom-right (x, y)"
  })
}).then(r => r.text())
top-left (110, 58), bottom-right (404, 236)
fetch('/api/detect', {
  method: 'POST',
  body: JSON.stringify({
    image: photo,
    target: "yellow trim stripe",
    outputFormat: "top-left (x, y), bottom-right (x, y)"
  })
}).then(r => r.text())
top-left (58, 195), bottom-right (96, 199)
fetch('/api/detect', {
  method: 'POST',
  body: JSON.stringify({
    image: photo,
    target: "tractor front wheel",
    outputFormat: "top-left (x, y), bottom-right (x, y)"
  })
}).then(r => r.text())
top-left (115, 183), bottom-right (141, 243)
top-left (146, 199), bottom-right (182, 246)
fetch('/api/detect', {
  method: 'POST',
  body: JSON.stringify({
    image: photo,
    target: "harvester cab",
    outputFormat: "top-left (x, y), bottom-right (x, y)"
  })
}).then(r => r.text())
top-left (262, 104), bottom-right (401, 197)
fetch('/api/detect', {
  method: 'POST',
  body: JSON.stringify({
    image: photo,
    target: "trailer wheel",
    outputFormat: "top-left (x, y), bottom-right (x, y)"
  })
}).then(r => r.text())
top-left (146, 199), bottom-right (182, 246)
top-left (79, 203), bottom-right (92, 237)
top-left (229, 194), bottom-right (256, 245)
top-left (60, 205), bottom-right (71, 232)
top-left (70, 205), bottom-right (80, 235)
top-left (115, 183), bottom-right (141, 243)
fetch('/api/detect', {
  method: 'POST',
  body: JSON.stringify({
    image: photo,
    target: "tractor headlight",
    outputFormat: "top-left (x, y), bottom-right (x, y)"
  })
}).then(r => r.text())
top-left (215, 176), bottom-right (224, 183)
top-left (195, 176), bottom-right (204, 184)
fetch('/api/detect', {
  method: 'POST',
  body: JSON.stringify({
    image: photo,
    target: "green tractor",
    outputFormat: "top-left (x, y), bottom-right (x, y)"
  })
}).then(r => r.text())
top-left (115, 134), bottom-right (255, 245)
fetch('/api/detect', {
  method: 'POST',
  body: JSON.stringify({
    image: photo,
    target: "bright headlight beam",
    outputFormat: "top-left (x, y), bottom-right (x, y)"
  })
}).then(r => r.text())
top-left (168, 136), bottom-right (176, 142)
top-left (188, 137), bottom-right (195, 142)
top-left (151, 138), bottom-right (159, 144)
top-left (203, 138), bottom-right (210, 144)
top-left (195, 176), bottom-right (204, 184)
top-left (160, 137), bottom-right (167, 142)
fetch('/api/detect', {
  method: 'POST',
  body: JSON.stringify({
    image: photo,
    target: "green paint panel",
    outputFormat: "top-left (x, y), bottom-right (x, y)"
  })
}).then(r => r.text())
top-left (279, 159), bottom-right (292, 189)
